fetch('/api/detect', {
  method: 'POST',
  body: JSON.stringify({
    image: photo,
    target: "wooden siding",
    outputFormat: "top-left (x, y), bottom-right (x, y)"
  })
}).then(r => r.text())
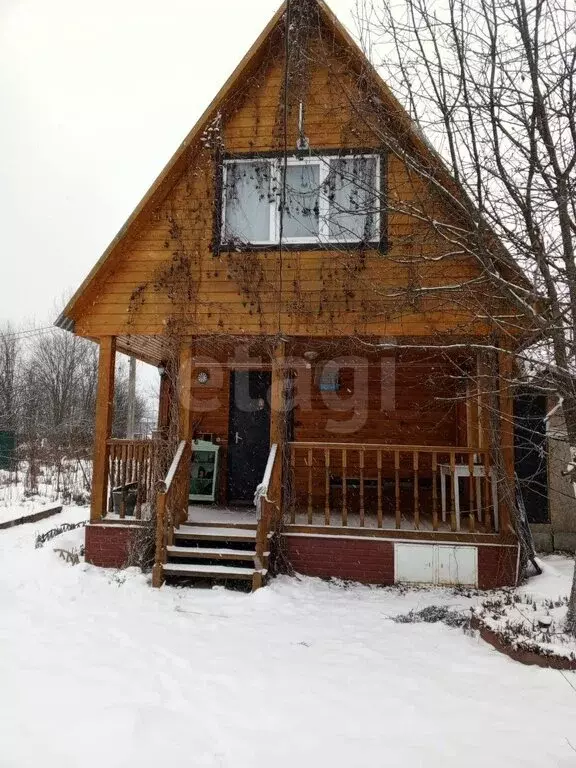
top-left (71, 26), bottom-right (514, 341)
top-left (185, 347), bottom-right (469, 504)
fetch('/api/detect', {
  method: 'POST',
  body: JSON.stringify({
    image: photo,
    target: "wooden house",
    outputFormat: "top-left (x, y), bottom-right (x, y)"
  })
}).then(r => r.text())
top-left (56, 0), bottom-right (532, 589)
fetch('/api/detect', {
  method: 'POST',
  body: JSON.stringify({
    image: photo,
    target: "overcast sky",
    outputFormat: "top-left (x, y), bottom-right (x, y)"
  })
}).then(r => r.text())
top-left (0, 0), bottom-right (358, 330)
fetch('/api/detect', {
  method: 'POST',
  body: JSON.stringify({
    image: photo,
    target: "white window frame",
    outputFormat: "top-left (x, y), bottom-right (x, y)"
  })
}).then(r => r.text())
top-left (221, 153), bottom-right (381, 247)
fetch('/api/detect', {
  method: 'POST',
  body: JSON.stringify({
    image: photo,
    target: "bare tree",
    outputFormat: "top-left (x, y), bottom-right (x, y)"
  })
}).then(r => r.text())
top-left (356, 0), bottom-right (576, 631)
top-left (0, 324), bottom-right (21, 431)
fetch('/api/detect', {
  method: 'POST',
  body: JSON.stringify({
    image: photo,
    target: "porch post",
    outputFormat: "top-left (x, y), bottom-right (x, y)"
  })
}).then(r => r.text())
top-left (498, 348), bottom-right (515, 536)
top-left (157, 367), bottom-right (171, 437)
top-left (91, 336), bottom-right (116, 522)
top-left (269, 340), bottom-right (286, 514)
top-left (178, 342), bottom-right (194, 442)
top-left (270, 340), bottom-right (286, 447)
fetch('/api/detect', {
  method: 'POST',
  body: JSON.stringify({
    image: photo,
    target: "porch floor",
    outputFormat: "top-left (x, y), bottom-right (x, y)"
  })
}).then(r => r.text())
top-left (188, 504), bottom-right (497, 535)
top-left (188, 504), bottom-right (258, 526)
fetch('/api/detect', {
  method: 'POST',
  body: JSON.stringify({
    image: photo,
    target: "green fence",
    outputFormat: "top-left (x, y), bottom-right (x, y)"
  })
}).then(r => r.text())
top-left (0, 430), bottom-right (16, 471)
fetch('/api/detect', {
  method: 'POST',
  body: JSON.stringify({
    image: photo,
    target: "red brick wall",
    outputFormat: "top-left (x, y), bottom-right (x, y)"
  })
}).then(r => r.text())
top-left (85, 523), bottom-right (141, 568)
top-left (284, 536), bottom-right (394, 584)
top-left (477, 544), bottom-right (519, 589)
top-left (284, 535), bottom-right (519, 588)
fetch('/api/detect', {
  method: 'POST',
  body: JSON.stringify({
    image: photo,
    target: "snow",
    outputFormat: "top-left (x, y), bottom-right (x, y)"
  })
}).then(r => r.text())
top-left (1, 508), bottom-right (576, 767)
top-left (473, 557), bottom-right (576, 659)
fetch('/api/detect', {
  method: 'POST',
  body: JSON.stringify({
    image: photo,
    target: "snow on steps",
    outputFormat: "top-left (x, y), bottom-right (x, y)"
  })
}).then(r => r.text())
top-left (174, 525), bottom-right (259, 542)
top-left (166, 545), bottom-right (257, 561)
top-left (162, 522), bottom-right (269, 587)
top-left (163, 562), bottom-right (265, 580)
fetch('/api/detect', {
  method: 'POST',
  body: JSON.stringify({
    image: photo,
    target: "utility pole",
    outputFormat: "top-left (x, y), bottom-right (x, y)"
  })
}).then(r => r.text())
top-left (127, 356), bottom-right (136, 439)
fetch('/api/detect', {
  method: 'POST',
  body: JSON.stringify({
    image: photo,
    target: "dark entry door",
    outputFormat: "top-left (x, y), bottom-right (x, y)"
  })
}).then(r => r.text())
top-left (228, 370), bottom-right (271, 503)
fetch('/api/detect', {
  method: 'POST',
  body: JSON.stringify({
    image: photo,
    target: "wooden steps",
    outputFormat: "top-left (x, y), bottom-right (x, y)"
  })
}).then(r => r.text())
top-left (163, 562), bottom-right (261, 580)
top-left (166, 545), bottom-right (257, 561)
top-left (189, 519), bottom-right (258, 531)
top-left (161, 522), bottom-right (269, 589)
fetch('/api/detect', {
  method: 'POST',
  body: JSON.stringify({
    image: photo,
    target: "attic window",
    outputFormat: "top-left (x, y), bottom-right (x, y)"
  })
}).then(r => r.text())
top-left (221, 153), bottom-right (381, 248)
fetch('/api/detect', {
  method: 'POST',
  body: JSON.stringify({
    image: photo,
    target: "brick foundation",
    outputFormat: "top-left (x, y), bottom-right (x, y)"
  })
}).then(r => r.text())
top-left (284, 534), bottom-right (519, 588)
top-left (85, 523), bottom-right (143, 568)
top-left (284, 535), bottom-right (394, 584)
top-left (477, 543), bottom-right (518, 589)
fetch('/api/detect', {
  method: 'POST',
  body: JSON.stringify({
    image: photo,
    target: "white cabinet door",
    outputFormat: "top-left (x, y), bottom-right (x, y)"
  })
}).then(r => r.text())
top-left (394, 543), bottom-right (435, 584)
top-left (394, 543), bottom-right (478, 586)
top-left (436, 545), bottom-right (478, 587)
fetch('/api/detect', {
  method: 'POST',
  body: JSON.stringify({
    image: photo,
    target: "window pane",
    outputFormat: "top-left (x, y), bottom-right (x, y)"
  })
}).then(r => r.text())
top-left (283, 163), bottom-right (320, 239)
top-left (327, 157), bottom-right (378, 241)
top-left (224, 161), bottom-right (271, 243)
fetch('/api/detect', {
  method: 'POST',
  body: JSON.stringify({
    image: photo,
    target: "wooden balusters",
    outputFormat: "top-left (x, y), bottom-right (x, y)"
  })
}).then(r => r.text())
top-left (290, 446), bottom-right (296, 524)
top-left (377, 449), bottom-right (383, 528)
top-left (449, 450), bottom-right (457, 531)
top-left (394, 450), bottom-right (401, 529)
top-left (152, 440), bottom-right (192, 588)
top-left (307, 448), bottom-right (313, 524)
top-left (152, 490), bottom-right (166, 588)
top-left (483, 450), bottom-right (493, 532)
top-left (432, 452), bottom-right (438, 531)
top-left (105, 439), bottom-right (158, 520)
top-left (468, 452), bottom-right (476, 532)
top-left (413, 451), bottom-right (419, 530)
top-left (342, 448), bottom-right (347, 526)
top-left (285, 442), bottom-right (496, 534)
top-left (324, 448), bottom-right (331, 526)
top-left (359, 449), bottom-right (365, 527)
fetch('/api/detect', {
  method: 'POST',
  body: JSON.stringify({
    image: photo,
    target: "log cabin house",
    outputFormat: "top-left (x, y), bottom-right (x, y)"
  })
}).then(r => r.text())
top-left (56, 0), bottom-right (534, 590)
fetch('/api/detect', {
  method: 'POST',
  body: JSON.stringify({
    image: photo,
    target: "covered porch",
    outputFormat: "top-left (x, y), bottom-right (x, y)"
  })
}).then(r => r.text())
top-left (85, 333), bottom-right (517, 586)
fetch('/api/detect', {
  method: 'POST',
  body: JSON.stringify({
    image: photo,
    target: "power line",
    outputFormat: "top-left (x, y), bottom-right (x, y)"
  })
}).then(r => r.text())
top-left (0, 326), bottom-right (58, 341)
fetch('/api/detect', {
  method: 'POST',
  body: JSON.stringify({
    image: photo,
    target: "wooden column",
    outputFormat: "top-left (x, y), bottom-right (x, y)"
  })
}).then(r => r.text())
top-left (498, 348), bottom-right (515, 536)
top-left (270, 340), bottom-right (286, 446)
top-left (157, 367), bottom-right (171, 437)
top-left (269, 340), bottom-right (286, 517)
top-left (91, 336), bottom-right (116, 522)
top-left (178, 343), bottom-right (194, 442)
top-left (476, 351), bottom-right (490, 451)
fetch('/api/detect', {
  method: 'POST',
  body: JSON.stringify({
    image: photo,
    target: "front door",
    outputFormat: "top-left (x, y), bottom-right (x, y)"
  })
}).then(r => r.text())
top-left (227, 370), bottom-right (271, 503)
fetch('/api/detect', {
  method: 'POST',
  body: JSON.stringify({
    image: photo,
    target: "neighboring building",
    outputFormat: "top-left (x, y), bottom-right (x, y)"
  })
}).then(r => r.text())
top-left (516, 390), bottom-right (576, 553)
top-left (56, 0), bottom-right (539, 589)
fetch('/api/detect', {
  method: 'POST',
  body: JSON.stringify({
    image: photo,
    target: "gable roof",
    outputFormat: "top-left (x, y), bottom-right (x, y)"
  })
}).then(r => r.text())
top-left (56, 0), bottom-right (532, 334)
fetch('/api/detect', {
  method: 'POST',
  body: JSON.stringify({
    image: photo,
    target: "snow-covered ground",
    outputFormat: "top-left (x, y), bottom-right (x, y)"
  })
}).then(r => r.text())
top-left (1, 507), bottom-right (576, 768)
top-left (0, 462), bottom-right (90, 524)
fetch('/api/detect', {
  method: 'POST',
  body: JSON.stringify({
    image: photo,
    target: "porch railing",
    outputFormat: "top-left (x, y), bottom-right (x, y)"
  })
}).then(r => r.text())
top-left (152, 440), bottom-right (193, 588)
top-left (287, 442), bottom-right (498, 533)
top-left (253, 443), bottom-right (280, 590)
top-left (106, 438), bottom-right (159, 519)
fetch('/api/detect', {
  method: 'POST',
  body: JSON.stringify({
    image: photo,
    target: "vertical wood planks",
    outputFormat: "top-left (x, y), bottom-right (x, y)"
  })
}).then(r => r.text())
top-left (449, 450), bottom-right (456, 531)
top-left (377, 449), bottom-right (383, 528)
top-left (468, 451), bottom-right (475, 532)
top-left (324, 448), bottom-right (331, 526)
top-left (432, 451), bottom-right (438, 531)
top-left (290, 446), bottom-right (296, 524)
top-left (394, 450), bottom-right (401, 529)
top-left (483, 450), bottom-right (493, 532)
top-left (307, 447), bottom-right (313, 524)
top-left (413, 451), bottom-right (419, 529)
top-left (120, 443), bottom-right (127, 518)
top-left (359, 448), bottom-right (365, 527)
top-left (342, 448), bottom-right (347, 526)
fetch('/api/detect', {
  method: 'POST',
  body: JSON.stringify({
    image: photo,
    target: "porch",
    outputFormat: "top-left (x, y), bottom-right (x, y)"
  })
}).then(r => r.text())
top-left (84, 334), bottom-right (517, 587)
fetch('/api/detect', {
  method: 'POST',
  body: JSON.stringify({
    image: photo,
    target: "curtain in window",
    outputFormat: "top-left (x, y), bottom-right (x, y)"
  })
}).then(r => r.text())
top-left (283, 163), bottom-right (320, 238)
top-left (327, 157), bottom-right (377, 241)
top-left (224, 161), bottom-right (271, 242)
